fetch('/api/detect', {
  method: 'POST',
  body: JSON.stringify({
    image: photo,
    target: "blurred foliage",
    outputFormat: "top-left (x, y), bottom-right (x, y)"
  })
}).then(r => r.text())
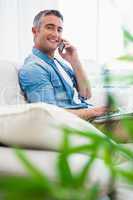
top-left (117, 27), bottom-right (133, 63)
top-left (118, 54), bottom-right (133, 62)
top-left (0, 66), bottom-right (133, 199)
top-left (0, 116), bottom-right (133, 199)
top-left (122, 26), bottom-right (133, 48)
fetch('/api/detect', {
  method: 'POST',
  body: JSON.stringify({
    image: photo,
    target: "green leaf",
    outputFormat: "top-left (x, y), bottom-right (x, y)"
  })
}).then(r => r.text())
top-left (0, 176), bottom-right (52, 200)
top-left (61, 126), bottom-right (111, 144)
top-left (117, 54), bottom-right (133, 62)
top-left (122, 27), bottom-right (133, 48)
top-left (116, 169), bottom-right (133, 184)
top-left (57, 127), bottom-right (74, 187)
top-left (106, 93), bottom-right (118, 111)
top-left (84, 183), bottom-right (100, 200)
top-left (60, 127), bottom-right (71, 150)
top-left (109, 74), bottom-right (133, 85)
top-left (121, 118), bottom-right (133, 137)
top-left (57, 153), bottom-right (74, 187)
top-left (75, 156), bottom-right (95, 187)
top-left (13, 148), bottom-right (51, 190)
top-left (122, 27), bottom-right (133, 43)
top-left (62, 144), bottom-right (97, 156)
top-left (0, 176), bottom-right (40, 191)
top-left (114, 143), bottom-right (133, 161)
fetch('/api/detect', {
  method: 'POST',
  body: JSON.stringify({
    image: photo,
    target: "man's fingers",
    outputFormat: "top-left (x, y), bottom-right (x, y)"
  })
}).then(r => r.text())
top-left (94, 106), bottom-right (108, 113)
top-left (90, 106), bottom-right (108, 117)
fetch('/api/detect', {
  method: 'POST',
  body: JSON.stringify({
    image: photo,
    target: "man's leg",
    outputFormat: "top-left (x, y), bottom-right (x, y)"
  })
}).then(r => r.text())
top-left (93, 118), bottom-right (133, 143)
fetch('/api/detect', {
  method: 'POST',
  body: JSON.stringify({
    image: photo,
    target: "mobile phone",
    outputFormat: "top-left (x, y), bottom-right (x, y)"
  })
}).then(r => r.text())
top-left (58, 42), bottom-right (65, 52)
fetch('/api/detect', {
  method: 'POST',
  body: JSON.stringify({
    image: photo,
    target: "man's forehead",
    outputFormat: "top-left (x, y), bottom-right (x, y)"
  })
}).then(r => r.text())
top-left (41, 15), bottom-right (63, 27)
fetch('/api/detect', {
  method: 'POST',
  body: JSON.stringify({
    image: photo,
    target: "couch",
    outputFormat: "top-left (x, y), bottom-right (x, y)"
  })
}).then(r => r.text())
top-left (0, 60), bottom-right (133, 199)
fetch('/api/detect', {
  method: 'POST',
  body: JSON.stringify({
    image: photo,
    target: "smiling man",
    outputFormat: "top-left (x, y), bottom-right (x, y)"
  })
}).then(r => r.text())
top-left (19, 9), bottom-right (107, 120)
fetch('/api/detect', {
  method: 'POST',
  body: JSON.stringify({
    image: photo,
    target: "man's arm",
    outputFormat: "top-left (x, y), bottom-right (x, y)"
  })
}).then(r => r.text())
top-left (19, 66), bottom-right (57, 104)
top-left (58, 40), bottom-right (91, 99)
top-left (67, 107), bottom-right (107, 121)
top-left (70, 59), bottom-right (91, 99)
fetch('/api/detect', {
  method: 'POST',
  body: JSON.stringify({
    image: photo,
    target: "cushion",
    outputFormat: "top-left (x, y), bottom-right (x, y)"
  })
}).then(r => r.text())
top-left (1, 146), bottom-right (133, 198)
top-left (0, 102), bottom-right (107, 150)
top-left (0, 146), bottom-right (110, 193)
top-left (0, 60), bottom-right (26, 105)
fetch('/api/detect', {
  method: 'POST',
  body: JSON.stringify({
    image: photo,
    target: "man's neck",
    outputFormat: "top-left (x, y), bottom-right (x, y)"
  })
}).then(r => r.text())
top-left (34, 45), bottom-right (55, 59)
top-left (47, 51), bottom-right (55, 58)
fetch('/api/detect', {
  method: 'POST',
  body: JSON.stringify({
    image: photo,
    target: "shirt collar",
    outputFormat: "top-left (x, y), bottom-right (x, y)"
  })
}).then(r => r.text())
top-left (32, 47), bottom-right (55, 65)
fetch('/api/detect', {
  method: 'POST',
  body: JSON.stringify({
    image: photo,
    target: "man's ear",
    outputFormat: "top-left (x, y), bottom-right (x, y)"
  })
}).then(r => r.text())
top-left (32, 27), bottom-right (37, 35)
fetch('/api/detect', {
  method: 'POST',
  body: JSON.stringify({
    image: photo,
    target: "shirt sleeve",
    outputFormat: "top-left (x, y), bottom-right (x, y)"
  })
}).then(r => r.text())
top-left (19, 64), bottom-right (57, 104)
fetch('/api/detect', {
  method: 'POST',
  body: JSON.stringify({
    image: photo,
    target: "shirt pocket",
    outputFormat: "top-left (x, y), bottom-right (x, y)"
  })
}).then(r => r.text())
top-left (51, 78), bottom-right (68, 101)
top-left (51, 78), bottom-right (62, 87)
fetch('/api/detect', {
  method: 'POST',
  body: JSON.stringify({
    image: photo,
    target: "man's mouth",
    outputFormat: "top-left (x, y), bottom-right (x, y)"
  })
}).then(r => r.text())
top-left (48, 39), bottom-right (59, 44)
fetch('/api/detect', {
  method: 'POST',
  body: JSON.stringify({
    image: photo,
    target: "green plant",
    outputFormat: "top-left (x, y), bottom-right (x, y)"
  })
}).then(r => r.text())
top-left (117, 27), bottom-right (133, 62)
top-left (0, 117), bottom-right (133, 200)
top-left (0, 62), bottom-right (133, 199)
top-left (122, 27), bottom-right (133, 49)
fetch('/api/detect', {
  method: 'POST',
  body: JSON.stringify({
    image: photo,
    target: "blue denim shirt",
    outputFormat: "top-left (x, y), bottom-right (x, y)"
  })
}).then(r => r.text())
top-left (19, 48), bottom-right (92, 109)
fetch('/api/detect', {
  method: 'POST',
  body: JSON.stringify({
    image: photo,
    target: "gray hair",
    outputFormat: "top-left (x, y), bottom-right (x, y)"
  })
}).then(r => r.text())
top-left (33, 9), bottom-right (63, 28)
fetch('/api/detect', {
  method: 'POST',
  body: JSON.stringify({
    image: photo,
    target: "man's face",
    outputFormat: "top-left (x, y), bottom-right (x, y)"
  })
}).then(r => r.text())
top-left (33, 15), bottom-right (63, 53)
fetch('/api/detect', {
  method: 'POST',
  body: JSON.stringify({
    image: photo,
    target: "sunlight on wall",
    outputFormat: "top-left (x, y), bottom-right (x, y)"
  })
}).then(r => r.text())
top-left (114, 0), bottom-right (133, 33)
top-left (0, 0), bottom-right (59, 62)
top-left (98, 0), bottom-right (124, 64)
top-left (0, 0), bottom-right (132, 64)
top-left (59, 0), bottom-right (124, 64)
top-left (59, 0), bottom-right (97, 61)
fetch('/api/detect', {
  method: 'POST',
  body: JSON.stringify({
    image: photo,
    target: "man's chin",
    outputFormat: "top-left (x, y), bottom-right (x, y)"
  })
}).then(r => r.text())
top-left (48, 43), bottom-right (58, 50)
top-left (49, 46), bottom-right (57, 51)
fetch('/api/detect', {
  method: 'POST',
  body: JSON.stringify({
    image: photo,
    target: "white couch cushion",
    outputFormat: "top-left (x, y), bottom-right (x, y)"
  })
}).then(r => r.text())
top-left (0, 146), bottom-right (110, 194)
top-left (0, 147), bottom-right (133, 199)
top-left (0, 60), bottom-right (26, 105)
top-left (0, 103), bottom-right (107, 150)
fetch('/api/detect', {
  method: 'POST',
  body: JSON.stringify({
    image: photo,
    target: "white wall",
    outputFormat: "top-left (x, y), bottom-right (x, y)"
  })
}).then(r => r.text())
top-left (0, 0), bottom-right (133, 65)
top-left (0, 0), bottom-right (59, 62)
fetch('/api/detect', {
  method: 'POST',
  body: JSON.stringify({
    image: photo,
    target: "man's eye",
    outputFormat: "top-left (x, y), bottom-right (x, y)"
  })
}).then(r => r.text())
top-left (46, 25), bottom-right (54, 30)
top-left (58, 29), bottom-right (63, 33)
top-left (47, 26), bottom-right (53, 30)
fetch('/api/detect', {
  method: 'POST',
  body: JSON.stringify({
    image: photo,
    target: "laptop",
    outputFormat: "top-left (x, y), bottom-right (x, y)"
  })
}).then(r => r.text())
top-left (92, 107), bottom-right (133, 123)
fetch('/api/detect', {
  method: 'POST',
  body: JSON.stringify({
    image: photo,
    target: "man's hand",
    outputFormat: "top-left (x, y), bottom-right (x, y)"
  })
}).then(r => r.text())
top-left (58, 39), bottom-right (91, 99)
top-left (58, 39), bottom-right (80, 67)
top-left (89, 106), bottom-right (107, 117)
top-left (68, 106), bottom-right (108, 121)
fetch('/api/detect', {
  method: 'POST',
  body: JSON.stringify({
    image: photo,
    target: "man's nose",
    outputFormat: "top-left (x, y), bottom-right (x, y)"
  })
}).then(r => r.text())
top-left (52, 29), bottom-right (59, 37)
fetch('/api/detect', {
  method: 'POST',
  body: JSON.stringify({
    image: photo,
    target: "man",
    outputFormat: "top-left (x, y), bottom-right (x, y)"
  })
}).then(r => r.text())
top-left (18, 10), bottom-right (133, 199)
top-left (19, 9), bottom-right (107, 121)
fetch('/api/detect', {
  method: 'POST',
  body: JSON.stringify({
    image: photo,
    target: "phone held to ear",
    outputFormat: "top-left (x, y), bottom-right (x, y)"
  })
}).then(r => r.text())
top-left (58, 42), bottom-right (65, 52)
